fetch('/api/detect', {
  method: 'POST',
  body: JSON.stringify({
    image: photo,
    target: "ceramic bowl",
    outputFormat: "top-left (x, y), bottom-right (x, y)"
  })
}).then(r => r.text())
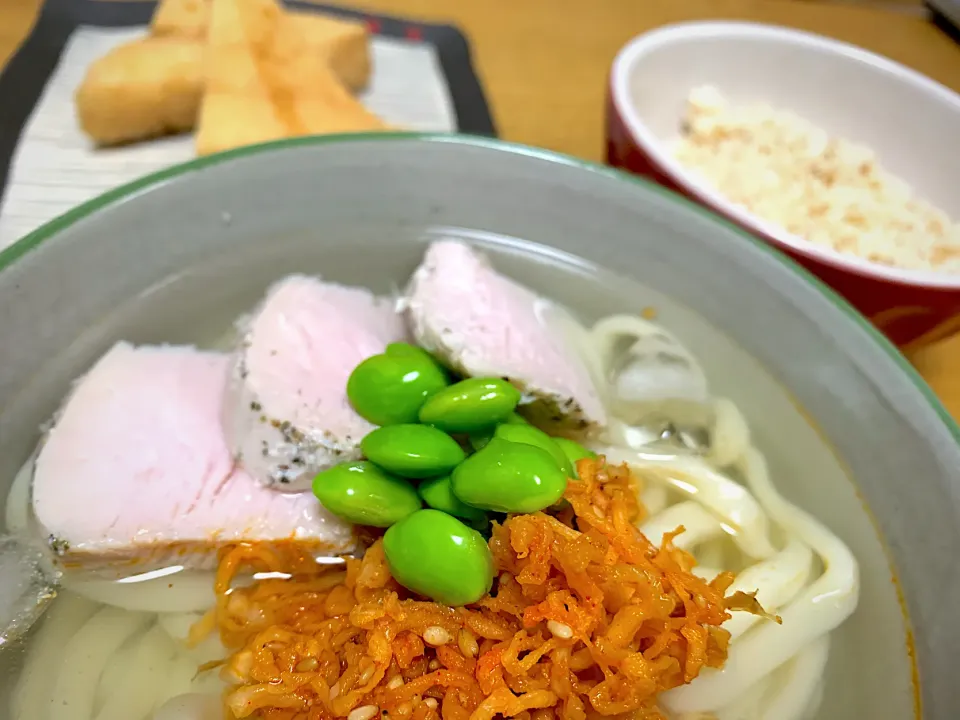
top-left (0, 135), bottom-right (957, 718)
top-left (605, 20), bottom-right (960, 349)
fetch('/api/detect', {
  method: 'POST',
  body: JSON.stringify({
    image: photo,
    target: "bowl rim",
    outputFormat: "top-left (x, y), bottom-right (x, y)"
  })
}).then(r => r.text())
top-left (0, 130), bottom-right (956, 445)
top-left (609, 19), bottom-right (960, 290)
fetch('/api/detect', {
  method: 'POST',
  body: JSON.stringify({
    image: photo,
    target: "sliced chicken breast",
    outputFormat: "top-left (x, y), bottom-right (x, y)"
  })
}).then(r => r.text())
top-left (406, 241), bottom-right (606, 433)
top-left (227, 276), bottom-right (406, 491)
top-left (32, 343), bottom-right (353, 573)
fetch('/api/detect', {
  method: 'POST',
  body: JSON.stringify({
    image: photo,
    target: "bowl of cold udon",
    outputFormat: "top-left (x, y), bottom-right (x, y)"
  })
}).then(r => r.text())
top-left (0, 134), bottom-right (957, 720)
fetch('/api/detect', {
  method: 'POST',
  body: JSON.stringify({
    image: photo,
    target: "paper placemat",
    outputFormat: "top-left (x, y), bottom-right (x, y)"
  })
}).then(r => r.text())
top-left (0, 0), bottom-right (496, 250)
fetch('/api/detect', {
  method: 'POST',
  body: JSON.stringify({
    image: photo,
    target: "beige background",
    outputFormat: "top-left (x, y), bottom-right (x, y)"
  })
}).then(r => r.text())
top-left (0, 0), bottom-right (957, 420)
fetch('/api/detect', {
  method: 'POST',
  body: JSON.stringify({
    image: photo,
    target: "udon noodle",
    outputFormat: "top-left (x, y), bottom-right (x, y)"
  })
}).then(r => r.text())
top-left (4, 309), bottom-right (859, 720)
top-left (584, 314), bottom-right (858, 719)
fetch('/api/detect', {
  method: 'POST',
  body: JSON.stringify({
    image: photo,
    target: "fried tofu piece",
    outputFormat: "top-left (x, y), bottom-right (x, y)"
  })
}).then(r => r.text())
top-left (75, 0), bottom-right (375, 147)
top-left (150, 0), bottom-right (370, 90)
top-left (150, 0), bottom-right (371, 91)
top-left (196, 0), bottom-right (385, 156)
top-left (289, 11), bottom-right (371, 92)
top-left (75, 37), bottom-right (204, 146)
top-left (152, 0), bottom-right (211, 39)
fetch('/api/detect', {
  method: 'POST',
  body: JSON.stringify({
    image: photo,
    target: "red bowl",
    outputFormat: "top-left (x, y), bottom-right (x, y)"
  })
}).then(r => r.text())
top-left (605, 21), bottom-right (960, 350)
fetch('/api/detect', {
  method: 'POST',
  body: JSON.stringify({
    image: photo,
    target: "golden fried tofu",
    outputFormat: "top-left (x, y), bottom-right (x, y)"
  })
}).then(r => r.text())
top-left (75, 0), bottom-right (376, 147)
top-left (288, 11), bottom-right (371, 92)
top-left (152, 0), bottom-right (211, 39)
top-left (75, 37), bottom-right (204, 146)
top-left (196, 0), bottom-right (385, 156)
top-left (202, 8), bottom-right (373, 93)
top-left (151, 0), bottom-right (370, 88)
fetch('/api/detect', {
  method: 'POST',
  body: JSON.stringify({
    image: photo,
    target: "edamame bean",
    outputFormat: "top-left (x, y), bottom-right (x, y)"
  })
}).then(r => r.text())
top-left (469, 412), bottom-right (528, 451)
top-left (361, 424), bottom-right (465, 479)
top-left (451, 438), bottom-right (567, 513)
top-left (312, 461), bottom-right (421, 527)
top-left (552, 437), bottom-right (596, 478)
top-left (347, 344), bottom-right (449, 425)
top-left (418, 474), bottom-right (488, 525)
top-left (383, 509), bottom-right (494, 605)
top-left (494, 424), bottom-right (574, 478)
top-left (418, 378), bottom-right (520, 432)
top-left (468, 428), bottom-right (494, 452)
top-left (385, 343), bottom-right (445, 369)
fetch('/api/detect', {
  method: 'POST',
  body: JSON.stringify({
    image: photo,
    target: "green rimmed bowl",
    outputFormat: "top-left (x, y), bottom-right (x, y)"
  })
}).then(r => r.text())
top-left (0, 134), bottom-right (957, 718)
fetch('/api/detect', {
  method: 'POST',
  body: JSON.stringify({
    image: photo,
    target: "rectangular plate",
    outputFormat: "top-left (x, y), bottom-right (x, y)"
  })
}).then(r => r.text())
top-left (0, 0), bottom-right (497, 248)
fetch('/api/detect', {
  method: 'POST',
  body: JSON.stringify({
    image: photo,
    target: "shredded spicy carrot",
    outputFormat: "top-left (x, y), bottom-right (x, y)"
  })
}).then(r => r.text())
top-left (205, 459), bottom-right (754, 720)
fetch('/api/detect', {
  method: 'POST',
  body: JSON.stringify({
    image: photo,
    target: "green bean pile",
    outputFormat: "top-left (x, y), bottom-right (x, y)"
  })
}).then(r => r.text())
top-left (311, 342), bottom-right (595, 606)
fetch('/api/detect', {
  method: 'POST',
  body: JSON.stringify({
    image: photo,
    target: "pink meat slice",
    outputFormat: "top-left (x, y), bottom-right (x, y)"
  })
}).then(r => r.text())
top-left (406, 241), bottom-right (606, 433)
top-left (226, 276), bottom-right (406, 492)
top-left (31, 342), bottom-right (354, 572)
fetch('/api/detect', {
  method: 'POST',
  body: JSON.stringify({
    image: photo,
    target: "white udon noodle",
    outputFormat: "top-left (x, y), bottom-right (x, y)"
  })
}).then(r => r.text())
top-left (580, 314), bottom-right (859, 720)
top-left (5, 311), bottom-right (859, 720)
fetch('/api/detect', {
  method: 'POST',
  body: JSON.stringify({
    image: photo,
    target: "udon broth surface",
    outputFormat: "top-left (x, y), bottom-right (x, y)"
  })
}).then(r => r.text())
top-left (0, 229), bottom-right (914, 719)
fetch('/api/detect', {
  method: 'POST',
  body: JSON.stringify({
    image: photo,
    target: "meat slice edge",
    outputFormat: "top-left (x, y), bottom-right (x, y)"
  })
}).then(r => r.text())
top-left (226, 275), bottom-right (407, 491)
top-left (32, 342), bottom-right (354, 573)
top-left (405, 240), bottom-right (607, 433)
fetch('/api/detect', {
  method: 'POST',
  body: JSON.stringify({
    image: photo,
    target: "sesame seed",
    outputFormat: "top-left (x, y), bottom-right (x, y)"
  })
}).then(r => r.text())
top-left (457, 628), bottom-right (479, 658)
top-left (423, 626), bottom-right (451, 646)
top-left (348, 705), bottom-right (379, 720)
top-left (547, 620), bottom-right (573, 639)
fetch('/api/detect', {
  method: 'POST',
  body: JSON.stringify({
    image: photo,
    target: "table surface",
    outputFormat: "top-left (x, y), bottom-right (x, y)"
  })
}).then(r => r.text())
top-left (0, 0), bottom-right (957, 420)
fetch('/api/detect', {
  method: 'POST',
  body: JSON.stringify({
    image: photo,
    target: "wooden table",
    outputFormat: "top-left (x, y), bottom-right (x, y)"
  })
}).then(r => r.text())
top-left (0, 0), bottom-right (958, 419)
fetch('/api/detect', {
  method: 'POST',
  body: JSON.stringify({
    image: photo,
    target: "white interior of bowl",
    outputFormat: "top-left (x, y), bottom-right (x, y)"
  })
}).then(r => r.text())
top-left (610, 20), bottom-right (960, 289)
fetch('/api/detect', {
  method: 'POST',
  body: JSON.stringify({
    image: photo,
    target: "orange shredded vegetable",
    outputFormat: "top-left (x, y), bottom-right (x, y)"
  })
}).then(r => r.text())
top-left (204, 459), bottom-right (755, 720)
